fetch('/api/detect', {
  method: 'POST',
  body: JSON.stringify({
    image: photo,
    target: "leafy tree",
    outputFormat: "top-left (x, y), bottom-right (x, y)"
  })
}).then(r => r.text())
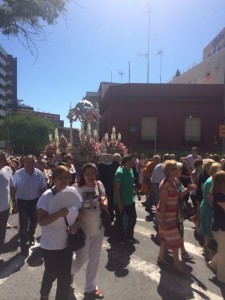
top-left (0, 0), bottom-right (68, 52)
top-left (0, 112), bottom-right (55, 154)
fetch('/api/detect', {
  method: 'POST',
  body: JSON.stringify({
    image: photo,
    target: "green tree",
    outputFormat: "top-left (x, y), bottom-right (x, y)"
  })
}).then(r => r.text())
top-left (0, 113), bottom-right (55, 154)
top-left (0, 0), bottom-right (68, 52)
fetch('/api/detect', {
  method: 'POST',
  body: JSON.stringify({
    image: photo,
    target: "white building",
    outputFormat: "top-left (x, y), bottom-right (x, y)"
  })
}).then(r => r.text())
top-left (171, 28), bottom-right (225, 84)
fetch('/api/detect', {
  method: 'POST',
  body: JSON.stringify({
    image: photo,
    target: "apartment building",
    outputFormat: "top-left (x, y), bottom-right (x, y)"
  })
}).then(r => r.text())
top-left (171, 28), bottom-right (225, 84)
top-left (0, 45), bottom-right (17, 121)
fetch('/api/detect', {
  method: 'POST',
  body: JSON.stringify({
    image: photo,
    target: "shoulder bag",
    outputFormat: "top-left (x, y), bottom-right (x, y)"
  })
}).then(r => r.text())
top-left (64, 217), bottom-right (86, 252)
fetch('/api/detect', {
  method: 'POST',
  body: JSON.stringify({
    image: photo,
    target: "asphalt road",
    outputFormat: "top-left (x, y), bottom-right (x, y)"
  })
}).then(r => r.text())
top-left (1, 198), bottom-right (225, 300)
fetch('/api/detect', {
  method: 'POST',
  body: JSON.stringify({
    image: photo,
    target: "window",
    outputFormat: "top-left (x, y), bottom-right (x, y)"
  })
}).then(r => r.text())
top-left (185, 117), bottom-right (201, 142)
top-left (141, 117), bottom-right (157, 141)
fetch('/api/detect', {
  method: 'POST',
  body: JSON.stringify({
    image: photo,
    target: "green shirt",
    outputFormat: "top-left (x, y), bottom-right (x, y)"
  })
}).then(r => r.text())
top-left (113, 166), bottom-right (135, 205)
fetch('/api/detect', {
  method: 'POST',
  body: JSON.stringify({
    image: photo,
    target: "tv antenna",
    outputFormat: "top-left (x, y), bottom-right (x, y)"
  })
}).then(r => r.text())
top-left (138, 1), bottom-right (151, 83)
top-left (157, 49), bottom-right (163, 83)
top-left (116, 69), bottom-right (125, 83)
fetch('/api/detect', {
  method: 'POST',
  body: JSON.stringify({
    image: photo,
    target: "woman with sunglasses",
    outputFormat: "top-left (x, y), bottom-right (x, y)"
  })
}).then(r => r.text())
top-left (71, 163), bottom-right (107, 299)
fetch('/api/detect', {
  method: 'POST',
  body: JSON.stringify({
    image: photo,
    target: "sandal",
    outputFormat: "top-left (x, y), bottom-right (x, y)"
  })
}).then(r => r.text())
top-left (181, 252), bottom-right (194, 261)
top-left (157, 257), bottom-right (169, 266)
top-left (84, 290), bottom-right (104, 299)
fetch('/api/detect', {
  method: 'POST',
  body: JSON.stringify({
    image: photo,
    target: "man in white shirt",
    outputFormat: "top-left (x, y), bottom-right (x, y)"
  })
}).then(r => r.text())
top-left (151, 153), bottom-right (171, 205)
top-left (13, 155), bottom-right (46, 256)
top-left (0, 151), bottom-right (16, 259)
top-left (151, 153), bottom-right (171, 235)
top-left (186, 147), bottom-right (202, 171)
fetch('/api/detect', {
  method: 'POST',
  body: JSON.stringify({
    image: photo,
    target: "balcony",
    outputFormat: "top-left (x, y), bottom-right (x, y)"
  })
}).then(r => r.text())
top-left (0, 88), bottom-right (6, 96)
top-left (0, 109), bottom-right (6, 116)
top-left (0, 56), bottom-right (6, 66)
top-left (6, 89), bottom-right (13, 95)
top-left (0, 68), bottom-right (6, 77)
top-left (0, 99), bottom-right (6, 106)
top-left (0, 78), bottom-right (5, 86)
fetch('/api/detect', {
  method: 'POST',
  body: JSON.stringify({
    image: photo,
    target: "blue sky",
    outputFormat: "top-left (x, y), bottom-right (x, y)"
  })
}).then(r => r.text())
top-left (1, 0), bottom-right (225, 128)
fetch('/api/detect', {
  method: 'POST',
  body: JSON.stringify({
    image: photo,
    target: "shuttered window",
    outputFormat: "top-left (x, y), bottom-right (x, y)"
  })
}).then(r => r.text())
top-left (185, 117), bottom-right (201, 142)
top-left (141, 117), bottom-right (157, 141)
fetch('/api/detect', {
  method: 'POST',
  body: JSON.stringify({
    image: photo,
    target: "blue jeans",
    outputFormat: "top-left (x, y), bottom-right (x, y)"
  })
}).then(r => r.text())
top-left (115, 203), bottom-right (137, 240)
top-left (152, 183), bottom-right (160, 205)
top-left (17, 198), bottom-right (38, 247)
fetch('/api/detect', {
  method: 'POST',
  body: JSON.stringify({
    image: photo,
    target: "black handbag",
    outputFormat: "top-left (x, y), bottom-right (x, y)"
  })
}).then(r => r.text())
top-left (178, 197), bottom-right (195, 220)
top-left (64, 217), bottom-right (86, 251)
top-left (101, 207), bottom-right (112, 230)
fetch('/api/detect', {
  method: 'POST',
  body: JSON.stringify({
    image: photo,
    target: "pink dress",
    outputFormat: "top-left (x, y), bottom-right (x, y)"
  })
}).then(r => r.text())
top-left (156, 178), bottom-right (183, 249)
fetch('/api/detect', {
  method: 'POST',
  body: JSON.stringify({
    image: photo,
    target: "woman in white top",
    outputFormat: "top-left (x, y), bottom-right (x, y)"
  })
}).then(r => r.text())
top-left (37, 165), bottom-right (82, 300)
top-left (71, 163), bottom-right (108, 299)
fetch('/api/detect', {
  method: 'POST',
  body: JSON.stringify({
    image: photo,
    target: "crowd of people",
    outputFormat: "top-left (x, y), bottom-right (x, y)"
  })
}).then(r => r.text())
top-left (1, 146), bottom-right (225, 299)
top-left (138, 147), bottom-right (225, 282)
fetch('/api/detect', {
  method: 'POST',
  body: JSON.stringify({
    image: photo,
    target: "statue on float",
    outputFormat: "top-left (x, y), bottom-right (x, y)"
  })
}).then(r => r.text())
top-left (67, 99), bottom-right (101, 163)
top-left (67, 99), bottom-right (101, 144)
top-left (66, 99), bottom-right (128, 164)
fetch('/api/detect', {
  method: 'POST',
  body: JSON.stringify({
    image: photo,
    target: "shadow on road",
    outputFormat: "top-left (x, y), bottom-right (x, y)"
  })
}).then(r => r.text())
top-left (3, 233), bottom-right (20, 253)
top-left (0, 253), bottom-right (25, 279)
top-left (27, 245), bottom-right (43, 267)
top-left (105, 236), bottom-right (135, 277)
top-left (209, 276), bottom-right (225, 299)
top-left (157, 262), bottom-right (212, 300)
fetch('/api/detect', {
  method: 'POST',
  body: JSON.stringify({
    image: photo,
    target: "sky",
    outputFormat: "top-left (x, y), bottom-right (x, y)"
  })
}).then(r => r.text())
top-left (1, 0), bottom-right (225, 128)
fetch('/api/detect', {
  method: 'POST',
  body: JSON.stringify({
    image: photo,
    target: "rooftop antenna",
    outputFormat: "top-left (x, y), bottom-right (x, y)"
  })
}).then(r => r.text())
top-left (138, 1), bottom-right (151, 83)
top-left (116, 69), bottom-right (124, 83)
top-left (128, 61), bottom-right (131, 83)
top-left (157, 49), bottom-right (163, 83)
top-left (146, 1), bottom-right (150, 83)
